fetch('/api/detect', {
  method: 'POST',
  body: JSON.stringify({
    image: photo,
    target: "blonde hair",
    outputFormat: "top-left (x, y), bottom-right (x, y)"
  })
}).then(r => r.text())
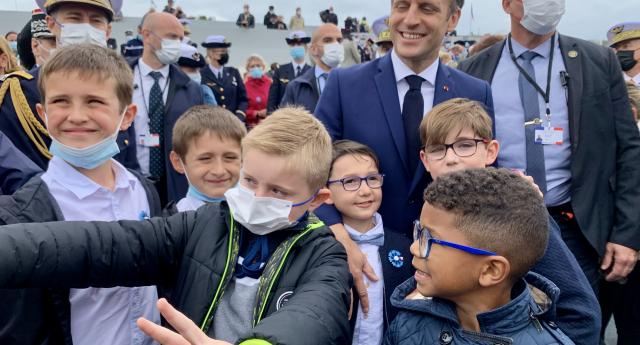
top-left (245, 54), bottom-right (266, 71)
top-left (38, 44), bottom-right (133, 111)
top-left (0, 36), bottom-right (19, 74)
top-left (242, 106), bottom-right (332, 191)
top-left (420, 98), bottom-right (493, 147)
top-left (172, 105), bottom-right (247, 158)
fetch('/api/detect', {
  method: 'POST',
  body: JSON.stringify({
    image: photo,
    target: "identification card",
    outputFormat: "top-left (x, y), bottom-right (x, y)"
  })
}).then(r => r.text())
top-left (534, 127), bottom-right (563, 145)
top-left (138, 133), bottom-right (160, 147)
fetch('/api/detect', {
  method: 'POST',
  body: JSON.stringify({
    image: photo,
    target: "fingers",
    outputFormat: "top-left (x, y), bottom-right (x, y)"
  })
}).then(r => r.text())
top-left (362, 260), bottom-right (379, 282)
top-left (602, 243), bottom-right (638, 282)
top-left (157, 298), bottom-right (210, 345)
top-left (600, 245), bottom-right (614, 271)
top-left (353, 269), bottom-right (370, 315)
top-left (137, 317), bottom-right (190, 345)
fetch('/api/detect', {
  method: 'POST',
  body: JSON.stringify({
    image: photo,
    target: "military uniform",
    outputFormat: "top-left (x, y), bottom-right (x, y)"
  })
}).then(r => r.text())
top-left (267, 31), bottom-right (311, 113)
top-left (200, 35), bottom-right (248, 121)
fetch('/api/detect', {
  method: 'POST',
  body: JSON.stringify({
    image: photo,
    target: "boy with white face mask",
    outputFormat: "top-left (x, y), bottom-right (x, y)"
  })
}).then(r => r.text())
top-left (0, 44), bottom-right (162, 345)
top-left (0, 107), bottom-right (351, 345)
top-left (281, 23), bottom-right (344, 113)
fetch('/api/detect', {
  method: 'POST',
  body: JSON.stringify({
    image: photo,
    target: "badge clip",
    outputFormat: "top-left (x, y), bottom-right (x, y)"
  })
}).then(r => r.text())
top-left (524, 118), bottom-right (544, 127)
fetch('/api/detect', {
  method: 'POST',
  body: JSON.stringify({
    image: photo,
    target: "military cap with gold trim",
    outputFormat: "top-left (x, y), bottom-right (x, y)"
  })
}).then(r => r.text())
top-left (285, 31), bottom-right (311, 44)
top-left (177, 43), bottom-right (205, 68)
top-left (607, 22), bottom-right (640, 47)
top-left (36, 0), bottom-right (119, 22)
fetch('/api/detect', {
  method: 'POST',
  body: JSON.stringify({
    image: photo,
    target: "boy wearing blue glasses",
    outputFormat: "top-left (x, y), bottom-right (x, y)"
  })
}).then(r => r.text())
top-left (325, 140), bottom-right (413, 345)
top-left (411, 98), bottom-right (598, 344)
top-left (385, 168), bottom-right (574, 345)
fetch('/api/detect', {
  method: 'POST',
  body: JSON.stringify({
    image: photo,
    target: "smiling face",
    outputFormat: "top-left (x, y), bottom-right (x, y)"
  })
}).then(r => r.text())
top-left (421, 127), bottom-right (499, 179)
top-left (389, 0), bottom-right (460, 72)
top-left (36, 71), bottom-right (134, 149)
top-left (411, 202), bottom-right (485, 298)
top-left (170, 132), bottom-right (241, 199)
top-left (327, 154), bottom-right (383, 232)
top-left (241, 148), bottom-right (329, 222)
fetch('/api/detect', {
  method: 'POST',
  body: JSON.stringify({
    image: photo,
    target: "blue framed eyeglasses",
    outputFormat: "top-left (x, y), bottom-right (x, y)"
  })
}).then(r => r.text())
top-left (413, 220), bottom-right (497, 258)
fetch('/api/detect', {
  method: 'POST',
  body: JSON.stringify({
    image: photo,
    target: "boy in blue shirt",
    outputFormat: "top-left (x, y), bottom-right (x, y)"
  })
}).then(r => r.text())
top-left (325, 140), bottom-right (413, 345)
top-left (166, 105), bottom-right (245, 213)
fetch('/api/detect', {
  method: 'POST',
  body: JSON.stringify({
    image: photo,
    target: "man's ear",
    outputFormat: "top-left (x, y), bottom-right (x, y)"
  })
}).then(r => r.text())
top-left (120, 104), bottom-right (137, 131)
top-left (106, 23), bottom-right (112, 39)
top-left (446, 7), bottom-right (461, 33)
top-left (308, 188), bottom-right (331, 211)
top-left (484, 139), bottom-right (500, 166)
top-left (35, 103), bottom-right (47, 124)
top-left (478, 256), bottom-right (510, 288)
top-left (169, 151), bottom-right (185, 174)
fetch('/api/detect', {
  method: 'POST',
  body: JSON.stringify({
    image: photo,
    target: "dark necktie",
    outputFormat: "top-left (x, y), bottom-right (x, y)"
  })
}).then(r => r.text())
top-left (518, 51), bottom-right (547, 194)
top-left (402, 75), bottom-right (425, 173)
top-left (318, 73), bottom-right (328, 94)
top-left (296, 65), bottom-right (302, 77)
top-left (148, 71), bottom-right (165, 178)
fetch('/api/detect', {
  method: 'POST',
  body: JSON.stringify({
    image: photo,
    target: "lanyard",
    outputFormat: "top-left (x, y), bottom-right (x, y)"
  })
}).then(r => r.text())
top-left (137, 64), bottom-right (170, 118)
top-left (508, 33), bottom-right (555, 127)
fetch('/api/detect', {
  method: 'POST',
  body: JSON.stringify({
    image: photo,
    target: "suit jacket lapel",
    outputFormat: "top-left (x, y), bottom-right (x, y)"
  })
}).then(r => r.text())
top-left (558, 35), bottom-right (583, 153)
top-left (374, 55), bottom-right (410, 178)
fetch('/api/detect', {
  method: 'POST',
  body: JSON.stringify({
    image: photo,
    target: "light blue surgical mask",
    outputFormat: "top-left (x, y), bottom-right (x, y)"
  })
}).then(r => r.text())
top-left (46, 108), bottom-right (126, 169)
top-left (187, 72), bottom-right (201, 84)
top-left (290, 46), bottom-right (306, 60)
top-left (249, 67), bottom-right (263, 79)
top-left (180, 159), bottom-right (225, 203)
top-left (9, 41), bottom-right (17, 53)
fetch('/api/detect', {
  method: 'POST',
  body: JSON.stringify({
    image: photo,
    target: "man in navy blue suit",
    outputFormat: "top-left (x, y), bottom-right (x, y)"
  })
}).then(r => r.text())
top-left (314, 1), bottom-right (598, 342)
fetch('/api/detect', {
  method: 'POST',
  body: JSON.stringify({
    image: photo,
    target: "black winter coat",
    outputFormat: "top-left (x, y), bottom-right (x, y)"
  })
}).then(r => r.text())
top-left (0, 203), bottom-right (351, 345)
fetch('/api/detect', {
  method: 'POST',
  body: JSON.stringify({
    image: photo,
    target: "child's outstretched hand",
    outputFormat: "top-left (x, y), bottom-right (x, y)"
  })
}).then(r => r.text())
top-left (137, 298), bottom-right (232, 345)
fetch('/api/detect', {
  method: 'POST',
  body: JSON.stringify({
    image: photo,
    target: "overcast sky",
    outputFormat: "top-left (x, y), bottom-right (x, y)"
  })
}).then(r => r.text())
top-left (1, 0), bottom-right (637, 41)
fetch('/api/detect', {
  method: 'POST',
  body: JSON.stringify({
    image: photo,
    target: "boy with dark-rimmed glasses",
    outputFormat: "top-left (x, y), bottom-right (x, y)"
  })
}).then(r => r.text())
top-left (325, 139), bottom-right (414, 345)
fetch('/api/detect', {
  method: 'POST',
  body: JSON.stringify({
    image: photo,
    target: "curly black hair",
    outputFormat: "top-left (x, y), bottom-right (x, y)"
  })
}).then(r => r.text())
top-left (424, 168), bottom-right (548, 279)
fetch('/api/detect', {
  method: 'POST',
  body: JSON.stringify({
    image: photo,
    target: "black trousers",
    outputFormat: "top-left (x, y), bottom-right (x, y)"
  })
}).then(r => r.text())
top-left (599, 258), bottom-right (640, 344)
top-left (149, 174), bottom-right (168, 208)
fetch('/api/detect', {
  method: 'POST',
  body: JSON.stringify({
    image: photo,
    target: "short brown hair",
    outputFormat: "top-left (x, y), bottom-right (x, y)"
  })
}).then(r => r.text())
top-left (391, 0), bottom-right (458, 16)
top-left (420, 98), bottom-right (493, 147)
top-left (330, 140), bottom-right (380, 176)
top-left (38, 44), bottom-right (133, 111)
top-left (424, 168), bottom-right (549, 280)
top-left (242, 107), bottom-right (332, 191)
top-left (172, 105), bottom-right (247, 158)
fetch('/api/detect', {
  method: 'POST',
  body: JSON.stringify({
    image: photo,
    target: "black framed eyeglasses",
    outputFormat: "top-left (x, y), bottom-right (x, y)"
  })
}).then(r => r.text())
top-left (422, 138), bottom-right (489, 161)
top-left (327, 173), bottom-right (385, 191)
top-left (412, 220), bottom-right (497, 259)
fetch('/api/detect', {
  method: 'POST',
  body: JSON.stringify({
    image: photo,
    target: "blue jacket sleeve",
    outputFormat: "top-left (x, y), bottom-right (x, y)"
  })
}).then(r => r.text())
top-left (531, 215), bottom-right (601, 344)
top-left (0, 132), bottom-right (41, 195)
top-left (314, 204), bottom-right (343, 226)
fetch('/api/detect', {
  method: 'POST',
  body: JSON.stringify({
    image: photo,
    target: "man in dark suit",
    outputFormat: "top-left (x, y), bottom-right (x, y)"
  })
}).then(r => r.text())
top-left (267, 31), bottom-right (311, 113)
top-left (200, 35), bottom-right (248, 122)
top-left (132, 12), bottom-right (203, 204)
top-left (0, 0), bottom-right (137, 171)
top-left (458, 2), bottom-right (640, 340)
top-left (281, 24), bottom-right (343, 113)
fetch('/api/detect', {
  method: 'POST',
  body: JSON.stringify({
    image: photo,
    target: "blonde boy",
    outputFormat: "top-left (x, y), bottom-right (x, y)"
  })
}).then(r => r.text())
top-left (0, 107), bottom-right (351, 345)
top-left (168, 105), bottom-right (246, 213)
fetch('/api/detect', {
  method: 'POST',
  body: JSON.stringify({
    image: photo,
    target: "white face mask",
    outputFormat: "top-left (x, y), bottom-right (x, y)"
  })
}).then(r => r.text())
top-left (320, 42), bottom-right (344, 69)
top-left (224, 184), bottom-right (315, 235)
top-left (58, 22), bottom-right (107, 48)
top-left (187, 73), bottom-right (201, 84)
top-left (520, 0), bottom-right (565, 35)
top-left (155, 38), bottom-right (181, 65)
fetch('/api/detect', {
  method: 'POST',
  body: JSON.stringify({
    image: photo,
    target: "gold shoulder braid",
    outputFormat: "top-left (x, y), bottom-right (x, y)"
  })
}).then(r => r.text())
top-left (0, 71), bottom-right (52, 159)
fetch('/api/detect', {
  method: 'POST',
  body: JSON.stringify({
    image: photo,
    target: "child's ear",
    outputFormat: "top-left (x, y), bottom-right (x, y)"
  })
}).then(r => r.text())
top-left (308, 188), bottom-right (331, 211)
top-left (120, 104), bottom-right (137, 131)
top-left (478, 256), bottom-right (510, 288)
top-left (420, 150), bottom-right (431, 173)
top-left (324, 188), bottom-right (335, 205)
top-left (35, 103), bottom-right (47, 124)
top-left (484, 139), bottom-right (500, 167)
top-left (169, 151), bottom-right (185, 175)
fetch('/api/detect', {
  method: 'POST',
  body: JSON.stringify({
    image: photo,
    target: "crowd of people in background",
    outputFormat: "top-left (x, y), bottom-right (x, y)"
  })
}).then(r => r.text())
top-left (0, 0), bottom-right (640, 345)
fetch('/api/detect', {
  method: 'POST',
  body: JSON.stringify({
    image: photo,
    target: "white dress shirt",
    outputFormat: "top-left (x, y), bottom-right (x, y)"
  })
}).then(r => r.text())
top-left (176, 195), bottom-right (205, 212)
top-left (391, 49), bottom-right (439, 117)
top-left (41, 157), bottom-right (160, 345)
top-left (133, 59), bottom-right (170, 175)
top-left (624, 72), bottom-right (640, 87)
top-left (209, 65), bottom-right (224, 79)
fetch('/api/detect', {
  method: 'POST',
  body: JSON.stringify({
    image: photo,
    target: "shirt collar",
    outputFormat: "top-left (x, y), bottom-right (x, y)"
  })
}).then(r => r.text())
top-left (624, 72), bottom-right (640, 86)
top-left (209, 65), bottom-right (223, 75)
top-left (344, 213), bottom-right (384, 243)
top-left (315, 65), bottom-right (329, 78)
top-left (138, 58), bottom-right (170, 79)
top-left (510, 32), bottom-right (558, 60)
top-left (292, 61), bottom-right (305, 70)
top-left (391, 49), bottom-right (439, 86)
top-left (46, 156), bottom-right (137, 199)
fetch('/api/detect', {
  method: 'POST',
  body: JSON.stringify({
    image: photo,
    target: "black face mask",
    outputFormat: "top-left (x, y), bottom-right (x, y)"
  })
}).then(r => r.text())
top-left (617, 50), bottom-right (638, 72)
top-left (217, 53), bottom-right (229, 66)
